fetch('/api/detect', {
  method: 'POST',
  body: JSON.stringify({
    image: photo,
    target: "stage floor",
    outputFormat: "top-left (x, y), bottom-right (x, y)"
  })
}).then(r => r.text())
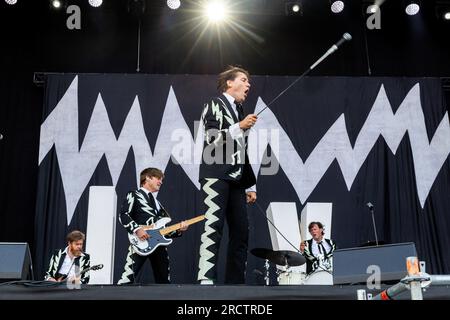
top-left (0, 283), bottom-right (449, 300)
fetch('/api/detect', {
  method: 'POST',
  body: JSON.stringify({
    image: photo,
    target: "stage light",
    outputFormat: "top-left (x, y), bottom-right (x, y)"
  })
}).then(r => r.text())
top-left (368, 5), bottom-right (379, 13)
top-left (5, 0), bottom-right (18, 5)
top-left (405, 1), bottom-right (420, 16)
top-left (330, 1), bottom-right (345, 14)
top-left (205, 1), bottom-right (227, 22)
top-left (52, 0), bottom-right (61, 9)
top-left (435, 1), bottom-right (450, 21)
top-left (88, 0), bottom-right (103, 7)
top-left (285, 1), bottom-right (303, 16)
top-left (167, 0), bottom-right (180, 10)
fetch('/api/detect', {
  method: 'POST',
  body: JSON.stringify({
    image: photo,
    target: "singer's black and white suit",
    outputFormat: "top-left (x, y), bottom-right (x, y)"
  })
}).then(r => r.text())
top-left (117, 188), bottom-right (181, 284)
top-left (197, 93), bottom-right (256, 284)
top-left (44, 248), bottom-right (91, 284)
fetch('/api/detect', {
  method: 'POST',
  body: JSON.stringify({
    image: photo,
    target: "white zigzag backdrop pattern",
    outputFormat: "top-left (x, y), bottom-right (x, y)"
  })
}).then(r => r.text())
top-left (39, 76), bottom-right (450, 224)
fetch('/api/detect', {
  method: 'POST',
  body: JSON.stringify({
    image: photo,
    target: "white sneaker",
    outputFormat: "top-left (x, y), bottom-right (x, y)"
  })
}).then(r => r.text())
top-left (200, 279), bottom-right (214, 285)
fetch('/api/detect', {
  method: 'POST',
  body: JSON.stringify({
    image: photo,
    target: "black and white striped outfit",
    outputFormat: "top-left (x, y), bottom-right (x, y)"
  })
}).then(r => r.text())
top-left (197, 93), bottom-right (256, 284)
top-left (302, 238), bottom-right (336, 275)
top-left (44, 247), bottom-right (91, 284)
top-left (117, 188), bottom-right (180, 284)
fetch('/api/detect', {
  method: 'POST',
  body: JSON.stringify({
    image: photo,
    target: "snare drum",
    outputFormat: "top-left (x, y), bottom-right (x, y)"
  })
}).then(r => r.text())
top-left (277, 270), bottom-right (306, 285)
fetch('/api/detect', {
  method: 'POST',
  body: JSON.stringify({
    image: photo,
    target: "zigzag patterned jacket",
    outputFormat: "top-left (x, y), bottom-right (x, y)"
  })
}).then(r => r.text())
top-left (44, 248), bottom-right (91, 284)
top-left (119, 189), bottom-right (180, 238)
top-left (199, 94), bottom-right (256, 189)
top-left (303, 238), bottom-right (336, 275)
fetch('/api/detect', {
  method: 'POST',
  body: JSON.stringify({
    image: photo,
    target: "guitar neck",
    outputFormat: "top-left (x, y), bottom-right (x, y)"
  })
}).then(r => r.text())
top-left (160, 215), bottom-right (205, 236)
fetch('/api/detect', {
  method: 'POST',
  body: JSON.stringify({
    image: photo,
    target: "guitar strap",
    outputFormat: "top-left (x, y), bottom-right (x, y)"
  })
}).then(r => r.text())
top-left (158, 201), bottom-right (171, 219)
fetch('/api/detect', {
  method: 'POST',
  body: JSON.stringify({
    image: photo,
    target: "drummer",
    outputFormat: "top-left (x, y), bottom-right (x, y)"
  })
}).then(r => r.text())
top-left (300, 222), bottom-right (336, 275)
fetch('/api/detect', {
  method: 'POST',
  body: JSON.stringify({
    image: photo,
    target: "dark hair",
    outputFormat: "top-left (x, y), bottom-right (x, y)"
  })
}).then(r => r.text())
top-left (140, 167), bottom-right (164, 186)
top-left (308, 221), bottom-right (325, 235)
top-left (66, 230), bottom-right (85, 243)
top-left (217, 65), bottom-right (250, 93)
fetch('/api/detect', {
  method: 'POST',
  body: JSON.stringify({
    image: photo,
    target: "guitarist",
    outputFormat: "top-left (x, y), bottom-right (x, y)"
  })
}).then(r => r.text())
top-left (117, 167), bottom-right (188, 284)
top-left (44, 230), bottom-right (91, 284)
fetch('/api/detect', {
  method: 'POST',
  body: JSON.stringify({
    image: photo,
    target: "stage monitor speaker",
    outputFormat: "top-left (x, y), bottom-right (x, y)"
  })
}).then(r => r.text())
top-left (333, 242), bottom-right (417, 284)
top-left (0, 242), bottom-right (33, 282)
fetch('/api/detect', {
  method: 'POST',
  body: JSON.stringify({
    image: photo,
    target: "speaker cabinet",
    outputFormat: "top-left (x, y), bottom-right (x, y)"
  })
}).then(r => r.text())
top-left (333, 242), bottom-right (417, 284)
top-left (0, 242), bottom-right (33, 281)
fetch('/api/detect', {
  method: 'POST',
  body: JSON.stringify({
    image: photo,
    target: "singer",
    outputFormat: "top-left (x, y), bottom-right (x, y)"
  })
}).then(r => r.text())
top-left (197, 66), bottom-right (257, 285)
top-left (44, 230), bottom-right (91, 284)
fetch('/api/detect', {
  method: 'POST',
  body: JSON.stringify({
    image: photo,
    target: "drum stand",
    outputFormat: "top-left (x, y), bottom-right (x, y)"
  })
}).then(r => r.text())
top-left (264, 259), bottom-right (270, 285)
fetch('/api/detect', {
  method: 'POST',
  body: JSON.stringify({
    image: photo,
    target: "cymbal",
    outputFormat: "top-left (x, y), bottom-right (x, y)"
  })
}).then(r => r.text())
top-left (251, 248), bottom-right (306, 266)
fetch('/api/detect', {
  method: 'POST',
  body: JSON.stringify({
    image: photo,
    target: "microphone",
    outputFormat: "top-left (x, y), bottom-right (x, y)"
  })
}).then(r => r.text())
top-left (366, 202), bottom-right (374, 210)
top-left (335, 32), bottom-right (352, 49)
top-left (310, 33), bottom-right (352, 70)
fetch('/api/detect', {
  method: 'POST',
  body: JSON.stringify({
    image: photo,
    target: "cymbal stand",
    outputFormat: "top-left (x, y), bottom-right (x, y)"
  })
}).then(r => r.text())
top-left (264, 259), bottom-right (270, 286)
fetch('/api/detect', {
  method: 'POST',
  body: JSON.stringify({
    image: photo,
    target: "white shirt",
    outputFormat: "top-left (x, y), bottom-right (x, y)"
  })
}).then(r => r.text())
top-left (311, 239), bottom-right (332, 258)
top-left (140, 187), bottom-right (161, 211)
top-left (222, 93), bottom-right (256, 193)
top-left (222, 92), bottom-right (244, 140)
top-left (58, 247), bottom-right (82, 279)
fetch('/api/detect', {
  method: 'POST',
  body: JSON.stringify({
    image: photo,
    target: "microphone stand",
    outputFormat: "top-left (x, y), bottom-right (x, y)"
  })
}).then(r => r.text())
top-left (257, 33), bottom-right (352, 116)
top-left (369, 206), bottom-right (379, 246)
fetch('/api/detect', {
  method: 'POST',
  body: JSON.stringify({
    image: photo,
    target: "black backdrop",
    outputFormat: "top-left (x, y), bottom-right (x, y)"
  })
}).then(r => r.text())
top-left (1, 0), bottom-right (450, 283)
top-left (33, 74), bottom-right (450, 283)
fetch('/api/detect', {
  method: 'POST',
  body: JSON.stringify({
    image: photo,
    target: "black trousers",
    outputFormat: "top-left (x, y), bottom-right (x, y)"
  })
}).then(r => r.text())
top-left (197, 178), bottom-right (249, 284)
top-left (118, 245), bottom-right (170, 284)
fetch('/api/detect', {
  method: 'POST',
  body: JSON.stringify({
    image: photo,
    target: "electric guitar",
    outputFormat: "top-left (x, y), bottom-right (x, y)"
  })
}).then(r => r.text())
top-left (55, 263), bottom-right (104, 282)
top-left (128, 215), bottom-right (205, 256)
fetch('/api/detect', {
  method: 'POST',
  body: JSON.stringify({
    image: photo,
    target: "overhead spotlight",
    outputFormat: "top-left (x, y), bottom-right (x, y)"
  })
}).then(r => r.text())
top-left (88, 0), bottom-right (103, 7)
top-left (5, 0), bottom-right (18, 5)
top-left (405, 1), bottom-right (420, 16)
top-left (167, 0), bottom-right (180, 10)
top-left (330, 1), bottom-right (345, 14)
top-left (205, 1), bottom-right (227, 22)
top-left (369, 4), bottom-right (380, 13)
top-left (435, 1), bottom-right (450, 21)
top-left (52, 0), bottom-right (61, 8)
top-left (50, 0), bottom-right (68, 9)
top-left (285, 1), bottom-right (303, 16)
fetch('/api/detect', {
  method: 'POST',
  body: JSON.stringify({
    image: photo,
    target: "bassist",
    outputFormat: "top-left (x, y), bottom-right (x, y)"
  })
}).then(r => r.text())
top-left (117, 167), bottom-right (188, 284)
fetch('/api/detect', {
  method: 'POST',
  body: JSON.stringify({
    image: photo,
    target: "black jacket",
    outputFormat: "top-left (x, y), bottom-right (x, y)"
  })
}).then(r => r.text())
top-left (119, 188), bottom-right (180, 237)
top-left (44, 248), bottom-right (91, 284)
top-left (199, 94), bottom-right (256, 189)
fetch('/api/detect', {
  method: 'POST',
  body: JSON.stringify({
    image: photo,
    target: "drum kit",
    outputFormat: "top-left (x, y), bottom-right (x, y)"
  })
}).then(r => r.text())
top-left (251, 248), bottom-right (332, 285)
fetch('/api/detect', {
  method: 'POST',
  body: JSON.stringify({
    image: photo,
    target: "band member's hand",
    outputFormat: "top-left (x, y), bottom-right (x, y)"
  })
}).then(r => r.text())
top-left (246, 191), bottom-right (257, 204)
top-left (179, 221), bottom-right (188, 232)
top-left (136, 228), bottom-right (149, 240)
top-left (239, 114), bottom-right (258, 130)
top-left (300, 241), bottom-right (306, 253)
